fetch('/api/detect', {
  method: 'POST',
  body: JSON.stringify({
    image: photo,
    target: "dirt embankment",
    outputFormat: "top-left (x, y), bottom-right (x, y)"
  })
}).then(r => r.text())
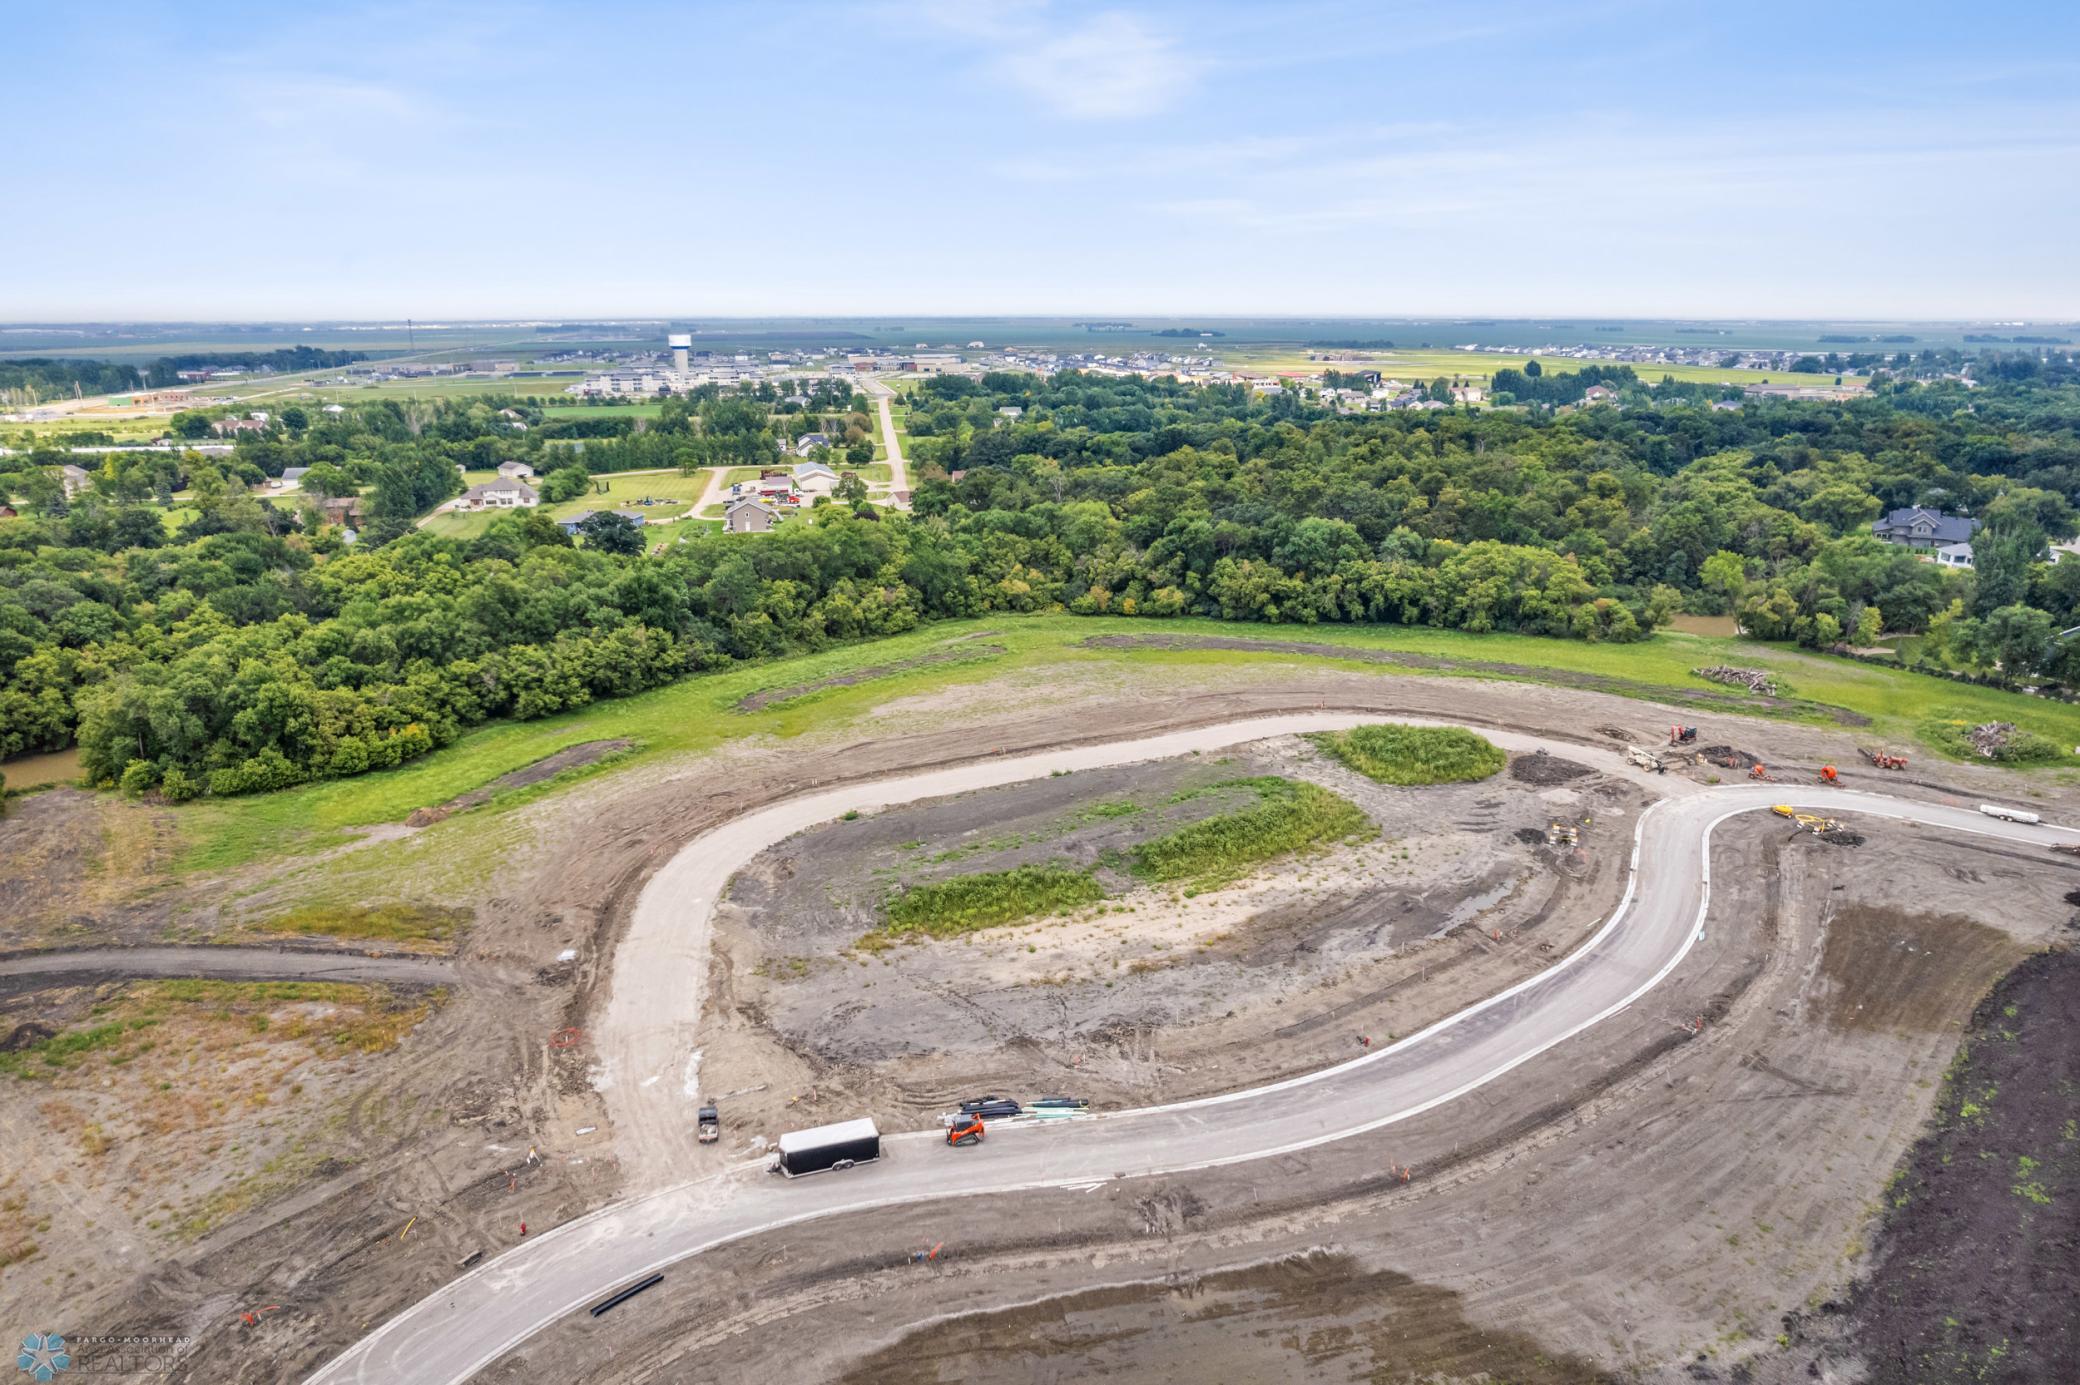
top-left (1756, 950), bottom-right (2080, 1384)
top-left (1079, 633), bottom-right (1872, 725)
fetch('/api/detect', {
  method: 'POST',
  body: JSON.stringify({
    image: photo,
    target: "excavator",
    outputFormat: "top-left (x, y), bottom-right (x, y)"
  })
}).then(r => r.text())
top-left (1669, 725), bottom-right (1699, 746)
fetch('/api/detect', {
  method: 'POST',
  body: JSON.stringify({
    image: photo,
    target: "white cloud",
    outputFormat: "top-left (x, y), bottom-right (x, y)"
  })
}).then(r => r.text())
top-left (907, 3), bottom-right (1207, 119)
top-left (992, 10), bottom-right (1206, 118)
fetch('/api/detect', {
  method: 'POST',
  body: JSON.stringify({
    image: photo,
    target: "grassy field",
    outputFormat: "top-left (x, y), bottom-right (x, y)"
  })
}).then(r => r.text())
top-left (1310, 724), bottom-right (1506, 785)
top-left (163, 613), bottom-right (2080, 879)
top-left (418, 467), bottom-right (720, 538)
top-left (877, 861), bottom-right (1104, 941)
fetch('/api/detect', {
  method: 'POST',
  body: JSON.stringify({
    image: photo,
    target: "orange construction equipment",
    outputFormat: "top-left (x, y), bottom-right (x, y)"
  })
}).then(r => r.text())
top-left (1859, 747), bottom-right (1909, 770)
top-left (1669, 724), bottom-right (1698, 745)
top-left (946, 1116), bottom-right (985, 1148)
top-left (1818, 764), bottom-right (1838, 784)
top-left (1749, 762), bottom-right (1770, 781)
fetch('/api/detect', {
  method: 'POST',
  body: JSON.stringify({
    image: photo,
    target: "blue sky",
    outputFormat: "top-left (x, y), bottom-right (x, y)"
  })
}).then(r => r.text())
top-left (6, 1), bottom-right (2078, 320)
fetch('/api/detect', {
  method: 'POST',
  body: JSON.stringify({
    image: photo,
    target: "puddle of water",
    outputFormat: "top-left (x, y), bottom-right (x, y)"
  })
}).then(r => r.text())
top-left (1431, 878), bottom-right (1515, 938)
top-left (1, 745), bottom-right (83, 788)
top-left (1663, 613), bottom-right (1739, 638)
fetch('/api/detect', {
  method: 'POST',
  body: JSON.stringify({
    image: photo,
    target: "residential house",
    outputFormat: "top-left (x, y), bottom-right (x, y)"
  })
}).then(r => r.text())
top-left (212, 417), bottom-right (266, 436)
top-left (322, 403), bottom-right (347, 415)
top-left (496, 460), bottom-right (536, 481)
top-left (997, 405), bottom-right (1023, 419)
top-left (59, 463), bottom-right (92, 499)
top-left (0, 503), bottom-right (18, 519)
top-left (459, 478), bottom-right (539, 510)
top-left (794, 432), bottom-right (832, 457)
top-left (1934, 542), bottom-right (1975, 570)
top-left (1871, 506), bottom-right (1978, 551)
top-left (1582, 385), bottom-right (1617, 405)
top-left (792, 461), bottom-right (839, 496)
top-left (317, 496), bottom-right (365, 527)
top-left (725, 497), bottom-right (778, 533)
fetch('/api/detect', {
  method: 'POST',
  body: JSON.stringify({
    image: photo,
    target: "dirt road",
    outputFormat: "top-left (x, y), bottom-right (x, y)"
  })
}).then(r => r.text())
top-left (0, 945), bottom-right (466, 996)
top-left (308, 713), bottom-right (2078, 1385)
top-left (866, 383), bottom-right (909, 502)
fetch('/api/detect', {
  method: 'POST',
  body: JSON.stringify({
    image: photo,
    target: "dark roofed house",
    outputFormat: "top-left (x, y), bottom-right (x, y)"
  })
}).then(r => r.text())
top-left (1871, 506), bottom-right (1978, 551)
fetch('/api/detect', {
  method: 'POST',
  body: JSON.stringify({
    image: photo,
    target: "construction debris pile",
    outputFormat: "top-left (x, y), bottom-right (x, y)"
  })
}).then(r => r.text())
top-left (1693, 666), bottom-right (1780, 697)
top-left (1698, 744), bottom-right (1762, 771)
top-left (1966, 722), bottom-right (2018, 758)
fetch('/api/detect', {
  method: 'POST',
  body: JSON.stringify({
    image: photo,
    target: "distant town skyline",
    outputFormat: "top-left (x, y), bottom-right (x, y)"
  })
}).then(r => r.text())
top-left (7, 0), bottom-right (2078, 320)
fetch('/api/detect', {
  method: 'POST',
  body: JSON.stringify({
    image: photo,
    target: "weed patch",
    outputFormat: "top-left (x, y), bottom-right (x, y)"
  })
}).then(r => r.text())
top-left (254, 902), bottom-right (469, 947)
top-left (1131, 777), bottom-right (1372, 888)
top-left (879, 862), bottom-right (1105, 940)
top-left (1308, 724), bottom-right (1506, 785)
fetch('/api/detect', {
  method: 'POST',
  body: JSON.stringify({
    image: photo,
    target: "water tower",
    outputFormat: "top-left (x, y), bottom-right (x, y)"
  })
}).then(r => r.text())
top-left (668, 333), bottom-right (692, 374)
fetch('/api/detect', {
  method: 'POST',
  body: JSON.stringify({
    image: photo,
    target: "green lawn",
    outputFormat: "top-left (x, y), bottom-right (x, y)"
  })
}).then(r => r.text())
top-left (166, 613), bottom-right (2080, 881)
top-left (419, 468), bottom-right (723, 538)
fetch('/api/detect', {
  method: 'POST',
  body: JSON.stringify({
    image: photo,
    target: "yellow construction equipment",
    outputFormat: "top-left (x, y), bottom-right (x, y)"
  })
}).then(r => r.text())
top-left (1771, 805), bottom-right (1841, 834)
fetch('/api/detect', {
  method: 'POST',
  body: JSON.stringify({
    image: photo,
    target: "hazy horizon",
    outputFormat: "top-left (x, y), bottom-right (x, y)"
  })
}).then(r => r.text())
top-left (6, 0), bottom-right (2078, 320)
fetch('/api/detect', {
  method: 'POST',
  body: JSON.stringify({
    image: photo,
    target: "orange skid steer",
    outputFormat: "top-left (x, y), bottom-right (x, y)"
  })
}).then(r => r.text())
top-left (946, 1116), bottom-right (986, 1148)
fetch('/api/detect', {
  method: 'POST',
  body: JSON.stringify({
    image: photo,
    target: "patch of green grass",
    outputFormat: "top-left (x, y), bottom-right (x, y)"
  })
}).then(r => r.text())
top-left (1308, 723), bottom-right (1506, 785)
top-left (1131, 776), bottom-right (1372, 888)
top-left (0, 1018), bottom-right (160, 1078)
top-left (1921, 715), bottom-right (2065, 765)
top-left (878, 862), bottom-right (1104, 940)
top-left (251, 903), bottom-right (468, 947)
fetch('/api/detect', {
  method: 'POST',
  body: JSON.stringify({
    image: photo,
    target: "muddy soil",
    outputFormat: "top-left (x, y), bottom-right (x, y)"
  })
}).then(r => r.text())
top-left (1747, 951), bottom-right (2080, 1385)
top-left (708, 738), bottom-right (1635, 1127)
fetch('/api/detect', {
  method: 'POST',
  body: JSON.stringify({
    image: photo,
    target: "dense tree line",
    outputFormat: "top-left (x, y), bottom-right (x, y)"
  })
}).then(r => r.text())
top-left (7, 367), bottom-right (2080, 795)
top-left (142, 347), bottom-right (366, 386)
top-left (1, 358), bottom-right (144, 407)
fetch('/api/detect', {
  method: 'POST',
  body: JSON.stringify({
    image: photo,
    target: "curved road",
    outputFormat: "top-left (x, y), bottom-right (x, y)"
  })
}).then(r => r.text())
top-left (310, 715), bottom-right (2073, 1384)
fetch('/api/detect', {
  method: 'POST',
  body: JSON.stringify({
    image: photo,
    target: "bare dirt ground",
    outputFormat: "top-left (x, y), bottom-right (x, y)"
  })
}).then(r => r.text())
top-left (706, 736), bottom-right (1638, 1136)
top-left (502, 817), bottom-right (2069, 1385)
top-left (4, 654), bottom-right (2076, 1382)
top-left (1747, 950), bottom-right (2080, 1385)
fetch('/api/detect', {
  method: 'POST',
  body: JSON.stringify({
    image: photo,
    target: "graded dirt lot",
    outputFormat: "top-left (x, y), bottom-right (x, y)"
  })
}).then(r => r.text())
top-left (504, 816), bottom-right (2070, 1385)
top-left (707, 736), bottom-right (1638, 1133)
top-left (4, 653), bottom-right (2076, 1383)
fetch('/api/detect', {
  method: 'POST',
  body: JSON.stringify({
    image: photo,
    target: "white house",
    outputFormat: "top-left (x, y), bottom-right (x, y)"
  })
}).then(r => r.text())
top-left (1934, 541), bottom-right (1975, 570)
top-left (496, 460), bottom-right (536, 480)
top-left (792, 461), bottom-right (839, 496)
top-left (794, 432), bottom-right (832, 457)
top-left (59, 463), bottom-right (92, 498)
top-left (459, 478), bottom-right (538, 510)
top-left (725, 496), bottom-right (778, 533)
